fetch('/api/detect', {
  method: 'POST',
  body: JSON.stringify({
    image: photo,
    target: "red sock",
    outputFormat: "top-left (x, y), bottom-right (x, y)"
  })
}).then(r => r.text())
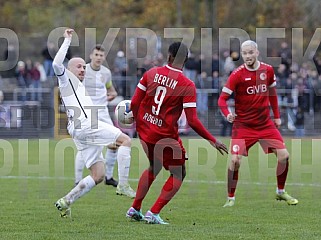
top-left (276, 160), bottom-right (289, 190)
top-left (227, 169), bottom-right (238, 198)
top-left (150, 175), bottom-right (183, 214)
top-left (132, 170), bottom-right (155, 210)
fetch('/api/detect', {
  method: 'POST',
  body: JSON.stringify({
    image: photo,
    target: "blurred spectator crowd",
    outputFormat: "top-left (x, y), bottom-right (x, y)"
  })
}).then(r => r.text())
top-left (1, 41), bottom-right (321, 136)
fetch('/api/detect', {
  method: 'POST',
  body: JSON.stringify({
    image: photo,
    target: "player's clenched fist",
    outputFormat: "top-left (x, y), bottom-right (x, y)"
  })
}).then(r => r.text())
top-left (226, 113), bottom-right (236, 123)
top-left (63, 28), bottom-right (74, 39)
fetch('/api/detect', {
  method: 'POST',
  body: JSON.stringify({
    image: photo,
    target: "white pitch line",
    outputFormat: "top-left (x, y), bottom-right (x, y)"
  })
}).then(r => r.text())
top-left (1, 175), bottom-right (321, 187)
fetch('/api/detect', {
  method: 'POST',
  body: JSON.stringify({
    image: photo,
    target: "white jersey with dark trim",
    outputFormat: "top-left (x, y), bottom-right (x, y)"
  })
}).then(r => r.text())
top-left (53, 38), bottom-right (97, 129)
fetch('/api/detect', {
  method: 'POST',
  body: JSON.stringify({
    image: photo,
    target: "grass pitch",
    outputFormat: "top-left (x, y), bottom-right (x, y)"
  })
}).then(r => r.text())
top-left (0, 138), bottom-right (320, 239)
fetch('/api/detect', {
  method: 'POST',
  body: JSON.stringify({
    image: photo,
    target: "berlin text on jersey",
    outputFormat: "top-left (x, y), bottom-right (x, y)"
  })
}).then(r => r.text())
top-left (153, 73), bottom-right (178, 89)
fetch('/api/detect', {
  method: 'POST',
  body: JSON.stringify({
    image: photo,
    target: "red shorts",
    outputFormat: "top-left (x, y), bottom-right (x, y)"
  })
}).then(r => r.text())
top-left (140, 138), bottom-right (187, 170)
top-left (230, 123), bottom-right (285, 156)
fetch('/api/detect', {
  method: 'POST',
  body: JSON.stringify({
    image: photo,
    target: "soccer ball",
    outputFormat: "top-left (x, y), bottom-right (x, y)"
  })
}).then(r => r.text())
top-left (114, 100), bottom-right (134, 127)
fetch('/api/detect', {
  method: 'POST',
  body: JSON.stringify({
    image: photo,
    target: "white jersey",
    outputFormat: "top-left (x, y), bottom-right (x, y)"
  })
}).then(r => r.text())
top-left (53, 38), bottom-right (98, 132)
top-left (83, 64), bottom-right (113, 124)
top-left (84, 64), bottom-right (112, 107)
top-left (52, 37), bottom-right (122, 163)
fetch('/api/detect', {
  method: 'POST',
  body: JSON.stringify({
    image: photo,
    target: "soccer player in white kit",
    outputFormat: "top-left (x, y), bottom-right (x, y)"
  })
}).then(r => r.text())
top-left (74, 44), bottom-right (136, 198)
top-left (53, 29), bottom-right (134, 218)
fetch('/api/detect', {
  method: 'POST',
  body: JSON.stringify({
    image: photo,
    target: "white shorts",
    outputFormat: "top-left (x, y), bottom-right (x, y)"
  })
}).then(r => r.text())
top-left (72, 120), bottom-right (122, 169)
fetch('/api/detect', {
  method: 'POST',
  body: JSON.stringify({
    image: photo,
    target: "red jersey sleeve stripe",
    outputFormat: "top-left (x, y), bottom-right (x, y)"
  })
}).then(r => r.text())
top-left (183, 102), bottom-right (196, 108)
top-left (137, 83), bottom-right (146, 91)
top-left (222, 87), bottom-right (233, 95)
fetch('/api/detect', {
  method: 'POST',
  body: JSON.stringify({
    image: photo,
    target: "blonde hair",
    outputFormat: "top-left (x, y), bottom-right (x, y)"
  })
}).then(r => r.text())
top-left (241, 40), bottom-right (258, 50)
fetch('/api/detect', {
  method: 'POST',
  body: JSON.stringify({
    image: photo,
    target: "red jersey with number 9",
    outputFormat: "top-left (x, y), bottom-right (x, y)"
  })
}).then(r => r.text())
top-left (134, 64), bottom-right (196, 144)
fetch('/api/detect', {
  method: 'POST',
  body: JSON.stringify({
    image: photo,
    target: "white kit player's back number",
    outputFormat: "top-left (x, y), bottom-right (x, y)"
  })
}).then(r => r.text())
top-left (152, 86), bottom-right (167, 115)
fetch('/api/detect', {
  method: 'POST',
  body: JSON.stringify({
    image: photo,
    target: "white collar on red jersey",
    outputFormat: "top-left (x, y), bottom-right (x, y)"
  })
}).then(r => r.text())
top-left (244, 61), bottom-right (261, 71)
top-left (166, 64), bottom-right (183, 73)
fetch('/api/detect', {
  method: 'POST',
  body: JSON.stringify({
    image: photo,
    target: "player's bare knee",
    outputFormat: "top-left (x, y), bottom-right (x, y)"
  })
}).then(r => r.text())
top-left (122, 137), bottom-right (131, 147)
top-left (117, 133), bottom-right (131, 147)
top-left (149, 163), bottom-right (162, 176)
top-left (173, 167), bottom-right (186, 180)
top-left (96, 176), bottom-right (104, 184)
top-left (230, 156), bottom-right (241, 170)
top-left (277, 149), bottom-right (289, 163)
top-left (90, 162), bottom-right (105, 184)
top-left (169, 165), bottom-right (186, 180)
top-left (107, 143), bottom-right (118, 150)
top-left (182, 166), bottom-right (186, 179)
top-left (234, 162), bottom-right (241, 170)
top-left (278, 154), bottom-right (289, 164)
top-left (92, 172), bottom-right (104, 184)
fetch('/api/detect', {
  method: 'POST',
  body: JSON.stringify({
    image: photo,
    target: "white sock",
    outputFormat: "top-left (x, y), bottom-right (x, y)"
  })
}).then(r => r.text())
top-left (75, 151), bottom-right (85, 184)
top-left (105, 148), bottom-right (117, 179)
top-left (228, 196), bottom-right (235, 200)
top-left (277, 188), bottom-right (285, 194)
top-left (117, 146), bottom-right (131, 186)
top-left (65, 175), bottom-right (96, 205)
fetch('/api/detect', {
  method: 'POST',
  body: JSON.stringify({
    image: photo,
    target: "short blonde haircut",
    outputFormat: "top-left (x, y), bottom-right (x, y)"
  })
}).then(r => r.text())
top-left (241, 40), bottom-right (258, 50)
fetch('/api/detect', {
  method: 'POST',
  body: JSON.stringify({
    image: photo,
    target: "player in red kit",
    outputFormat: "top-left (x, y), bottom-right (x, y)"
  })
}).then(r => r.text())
top-left (126, 42), bottom-right (228, 224)
top-left (218, 40), bottom-right (298, 207)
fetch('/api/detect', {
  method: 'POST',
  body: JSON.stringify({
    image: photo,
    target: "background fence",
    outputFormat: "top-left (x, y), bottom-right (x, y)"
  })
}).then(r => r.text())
top-left (0, 76), bottom-right (320, 138)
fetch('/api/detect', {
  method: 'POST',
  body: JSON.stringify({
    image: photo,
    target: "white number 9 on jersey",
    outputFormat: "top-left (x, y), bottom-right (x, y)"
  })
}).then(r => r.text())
top-left (152, 86), bottom-right (167, 115)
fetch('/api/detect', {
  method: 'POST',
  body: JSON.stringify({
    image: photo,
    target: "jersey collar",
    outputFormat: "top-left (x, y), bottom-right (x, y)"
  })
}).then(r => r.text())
top-left (89, 63), bottom-right (101, 71)
top-left (166, 64), bottom-right (183, 73)
top-left (244, 61), bottom-right (260, 71)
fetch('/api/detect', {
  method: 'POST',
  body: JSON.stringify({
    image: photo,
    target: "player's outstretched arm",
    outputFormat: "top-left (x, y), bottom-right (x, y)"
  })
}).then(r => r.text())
top-left (63, 28), bottom-right (74, 39)
top-left (130, 86), bottom-right (146, 119)
top-left (52, 28), bottom-right (74, 76)
top-left (184, 107), bottom-right (228, 155)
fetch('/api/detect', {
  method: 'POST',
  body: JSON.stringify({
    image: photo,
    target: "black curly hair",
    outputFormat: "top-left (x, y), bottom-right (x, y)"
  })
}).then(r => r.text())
top-left (168, 42), bottom-right (188, 65)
